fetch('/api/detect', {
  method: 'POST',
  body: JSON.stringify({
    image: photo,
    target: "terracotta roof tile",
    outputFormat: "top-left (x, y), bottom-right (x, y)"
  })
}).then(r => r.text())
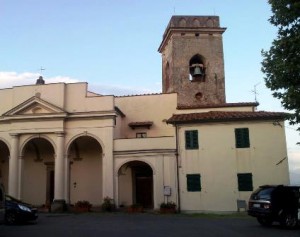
top-left (177, 102), bottom-right (259, 110)
top-left (167, 111), bottom-right (287, 124)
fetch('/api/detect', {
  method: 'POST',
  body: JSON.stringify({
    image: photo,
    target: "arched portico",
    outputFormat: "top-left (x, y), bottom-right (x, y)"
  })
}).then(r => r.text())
top-left (0, 139), bottom-right (10, 191)
top-left (21, 137), bottom-right (55, 206)
top-left (67, 135), bottom-right (103, 205)
top-left (118, 161), bottom-right (154, 209)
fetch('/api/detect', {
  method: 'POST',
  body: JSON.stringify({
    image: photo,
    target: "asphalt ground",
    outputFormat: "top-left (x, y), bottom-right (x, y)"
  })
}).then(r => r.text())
top-left (1, 212), bottom-right (299, 237)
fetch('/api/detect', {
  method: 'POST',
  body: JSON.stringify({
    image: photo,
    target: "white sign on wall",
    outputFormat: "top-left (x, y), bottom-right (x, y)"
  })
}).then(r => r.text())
top-left (164, 186), bottom-right (171, 196)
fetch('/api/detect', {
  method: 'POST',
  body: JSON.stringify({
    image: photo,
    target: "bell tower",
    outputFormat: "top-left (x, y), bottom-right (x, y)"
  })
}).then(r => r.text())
top-left (158, 16), bottom-right (227, 107)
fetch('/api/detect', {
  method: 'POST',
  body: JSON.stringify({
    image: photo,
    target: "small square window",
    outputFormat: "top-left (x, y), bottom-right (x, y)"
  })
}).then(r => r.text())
top-left (237, 173), bottom-right (253, 191)
top-left (136, 132), bottom-right (147, 138)
top-left (187, 174), bottom-right (201, 192)
top-left (235, 128), bottom-right (250, 148)
top-left (185, 130), bottom-right (199, 149)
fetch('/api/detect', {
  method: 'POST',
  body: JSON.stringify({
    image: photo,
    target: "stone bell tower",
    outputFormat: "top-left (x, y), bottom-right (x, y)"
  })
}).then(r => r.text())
top-left (158, 16), bottom-right (227, 107)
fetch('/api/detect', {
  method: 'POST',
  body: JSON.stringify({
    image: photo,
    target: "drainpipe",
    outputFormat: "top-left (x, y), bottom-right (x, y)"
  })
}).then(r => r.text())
top-left (175, 123), bottom-right (181, 213)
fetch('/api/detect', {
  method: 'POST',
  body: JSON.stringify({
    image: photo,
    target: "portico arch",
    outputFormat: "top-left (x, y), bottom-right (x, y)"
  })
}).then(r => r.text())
top-left (118, 160), bottom-right (154, 209)
top-left (67, 135), bottom-right (103, 205)
top-left (21, 137), bottom-right (55, 206)
top-left (0, 139), bottom-right (10, 191)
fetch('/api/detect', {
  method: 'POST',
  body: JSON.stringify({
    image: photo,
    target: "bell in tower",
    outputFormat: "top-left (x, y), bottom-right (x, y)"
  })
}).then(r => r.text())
top-left (192, 64), bottom-right (204, 77)
top-left (158, 16), bottom-right (227, 107)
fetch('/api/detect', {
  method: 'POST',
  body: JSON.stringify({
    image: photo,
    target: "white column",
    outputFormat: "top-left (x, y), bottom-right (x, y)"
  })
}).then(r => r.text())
top-left (114, 173), bottom-right (119, 207)
top-left (17, 156), bottom-right (24, 200)
top-left (102, 152), bottom-right (114, 199)
top-left (101, 127), bottom-right (114, 199)
top-left (8, 133), bottom-right (19, 197)
top-left (64, 155), bottom-right (70, 204)
top-left (54, 132), bottom-right (65, 201)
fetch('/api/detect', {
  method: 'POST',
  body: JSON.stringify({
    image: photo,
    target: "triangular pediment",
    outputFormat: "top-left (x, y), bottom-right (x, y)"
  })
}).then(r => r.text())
top-left (2, 96), bottom-right (66, 116)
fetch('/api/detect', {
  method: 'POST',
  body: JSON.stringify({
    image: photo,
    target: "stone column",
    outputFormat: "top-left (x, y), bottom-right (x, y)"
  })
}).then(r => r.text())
top-left (102, 128), bottom-right (114, 200)
top-left (8, 134), bottom-right (19, 197)
top-left (64, 155), bottom-right (70, 204)
top-left (102, 153), bottom-right (114, 199)
top-left (17, 156), bottom-right (24, 200)
top-left (51, 132), bottom-right (66, 212)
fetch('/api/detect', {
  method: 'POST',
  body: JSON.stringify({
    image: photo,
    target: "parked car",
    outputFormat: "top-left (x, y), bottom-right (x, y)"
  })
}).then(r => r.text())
top-left (248, 185), bottom-right (300, 228)
top-left (5, 195), bottom-right (38, 225)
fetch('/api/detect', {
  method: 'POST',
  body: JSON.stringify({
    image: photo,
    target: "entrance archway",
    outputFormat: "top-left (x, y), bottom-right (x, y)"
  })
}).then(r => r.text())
top-left (0, 140), bottom-right (9, 191)
top-left (68, 135), bottom-right (103, 205)
top-left (22, 137), bottom-right (55, 206)
top-left (118, 161), bottom-right (153, 209)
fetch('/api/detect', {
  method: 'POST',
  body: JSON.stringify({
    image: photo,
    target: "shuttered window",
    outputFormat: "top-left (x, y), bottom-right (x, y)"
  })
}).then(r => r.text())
top-left (237, 173), bottom-right (253, 191)
top-left (185, 130), bottom-right (199, 149)
top-left (235, 128), bottom-right (250, 148)
top-left (187, 174), bottom-right (201, 192)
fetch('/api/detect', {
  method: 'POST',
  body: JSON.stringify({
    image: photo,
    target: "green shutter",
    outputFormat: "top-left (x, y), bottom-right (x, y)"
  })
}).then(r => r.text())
top-left (187, 174), bottom-right (201, 191)
top-left (235, 128), bottom-right (250, 148)
top-left (185, 130), bottom-right (199, 149)
top-left (237, 173), bottom-right (253, 191)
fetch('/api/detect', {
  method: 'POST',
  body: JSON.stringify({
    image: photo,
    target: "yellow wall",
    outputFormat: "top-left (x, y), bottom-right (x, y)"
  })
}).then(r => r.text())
top-left (177, 121), bottom-right (289, 212)
top-left (115, 93), bottom-right (177, 139)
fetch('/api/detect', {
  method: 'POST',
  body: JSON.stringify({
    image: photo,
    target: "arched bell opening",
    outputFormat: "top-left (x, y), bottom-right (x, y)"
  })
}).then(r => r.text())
top-left (189, 54), bottom-right (206, 82)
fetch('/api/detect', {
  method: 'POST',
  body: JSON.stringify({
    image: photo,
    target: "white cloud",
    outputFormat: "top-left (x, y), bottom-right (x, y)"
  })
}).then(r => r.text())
top-left (288, 149), bottom-right (300, 185)
top-left (0, 71), bottom-right (160, 96)
top-left (289, 150), bottom-right (300, 169)
top-left (88, 83), bottom-right (161, 96)
top-left (290, 169), bottom-right (300, 185)
top-left (0, 72), bottom-right (37, 88)
top-left (0, 71), bottom-right (79, 89)
top-left (45, 76), bottom-right (79, 84)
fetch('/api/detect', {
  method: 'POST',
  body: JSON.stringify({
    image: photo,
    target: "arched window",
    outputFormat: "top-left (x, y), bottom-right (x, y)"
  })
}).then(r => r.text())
top-left (165, 62), bottom-right (170, 91)
top-left (189, 54), bottom-right (206, 82)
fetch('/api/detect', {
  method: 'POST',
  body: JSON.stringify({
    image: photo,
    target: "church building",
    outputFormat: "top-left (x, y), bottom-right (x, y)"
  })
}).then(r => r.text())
top-left (0, 16), bottom-right (289, 212)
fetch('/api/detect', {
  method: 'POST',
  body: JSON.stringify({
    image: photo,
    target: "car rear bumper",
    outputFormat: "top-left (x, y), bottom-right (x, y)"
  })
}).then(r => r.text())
top-left (248, 208), bottom-right (272, 218)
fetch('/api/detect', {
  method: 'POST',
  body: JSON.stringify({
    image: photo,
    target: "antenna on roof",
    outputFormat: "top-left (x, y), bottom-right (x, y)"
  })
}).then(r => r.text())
top-left (39, 66), bottom-right (45, 76)
top-left (251, 82), bottom-right (261, 103)
top-left (36, 66), bottom-right (46, 85)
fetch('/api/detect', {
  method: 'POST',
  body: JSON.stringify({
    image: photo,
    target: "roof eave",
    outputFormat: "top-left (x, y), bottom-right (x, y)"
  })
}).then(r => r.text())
top-left (167, 116), bottom-right (286, 125)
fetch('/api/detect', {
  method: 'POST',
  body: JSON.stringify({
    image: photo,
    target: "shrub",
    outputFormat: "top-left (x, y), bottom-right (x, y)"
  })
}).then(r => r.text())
top-left (75, 200), bottom-right (92, 209)
top-left (160, 201), bottom-right (176, 209)
top-left (101, 196), bottom-right (115, 212)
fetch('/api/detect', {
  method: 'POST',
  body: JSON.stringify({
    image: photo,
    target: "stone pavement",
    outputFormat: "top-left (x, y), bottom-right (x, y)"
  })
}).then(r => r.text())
top-left (1, 212), bottom-right (299, 237)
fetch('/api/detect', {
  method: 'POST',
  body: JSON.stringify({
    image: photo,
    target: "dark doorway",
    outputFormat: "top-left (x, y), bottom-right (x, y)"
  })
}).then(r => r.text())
top-left (136, 176), bottom-right (153, 208)
top-left (50, 170), bottom-right (54, 202)
top-left (45, 164), bottom-right (54, 206)
top-left (133, 163), bottom-right (153, 208)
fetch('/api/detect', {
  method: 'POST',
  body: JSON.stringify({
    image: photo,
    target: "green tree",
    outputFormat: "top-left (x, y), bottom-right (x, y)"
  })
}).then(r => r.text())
top-left (261, 0), bottom-right (300, 131)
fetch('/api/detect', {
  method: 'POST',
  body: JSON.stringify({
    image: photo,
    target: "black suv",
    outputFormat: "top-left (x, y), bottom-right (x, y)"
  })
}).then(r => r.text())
top-left (248, 185), bottom-right (300, 228)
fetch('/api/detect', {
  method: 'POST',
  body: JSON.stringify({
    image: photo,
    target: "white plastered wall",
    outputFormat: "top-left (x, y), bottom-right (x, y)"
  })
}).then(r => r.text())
top-left (178, 120), bottom-right (289, 212)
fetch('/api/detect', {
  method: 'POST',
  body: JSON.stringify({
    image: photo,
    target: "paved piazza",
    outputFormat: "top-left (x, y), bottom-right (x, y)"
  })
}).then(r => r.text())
top-left (1, 213), bottom-right (299, 237)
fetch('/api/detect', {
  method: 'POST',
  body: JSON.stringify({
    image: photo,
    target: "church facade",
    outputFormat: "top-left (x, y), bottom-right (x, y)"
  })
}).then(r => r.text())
top-left (0, 16), bottom-right (289, 212)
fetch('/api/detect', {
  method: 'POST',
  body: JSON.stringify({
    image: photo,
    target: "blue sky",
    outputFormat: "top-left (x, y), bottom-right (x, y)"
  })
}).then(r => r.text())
top-left (0, 0), bottom-right (299, 184)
